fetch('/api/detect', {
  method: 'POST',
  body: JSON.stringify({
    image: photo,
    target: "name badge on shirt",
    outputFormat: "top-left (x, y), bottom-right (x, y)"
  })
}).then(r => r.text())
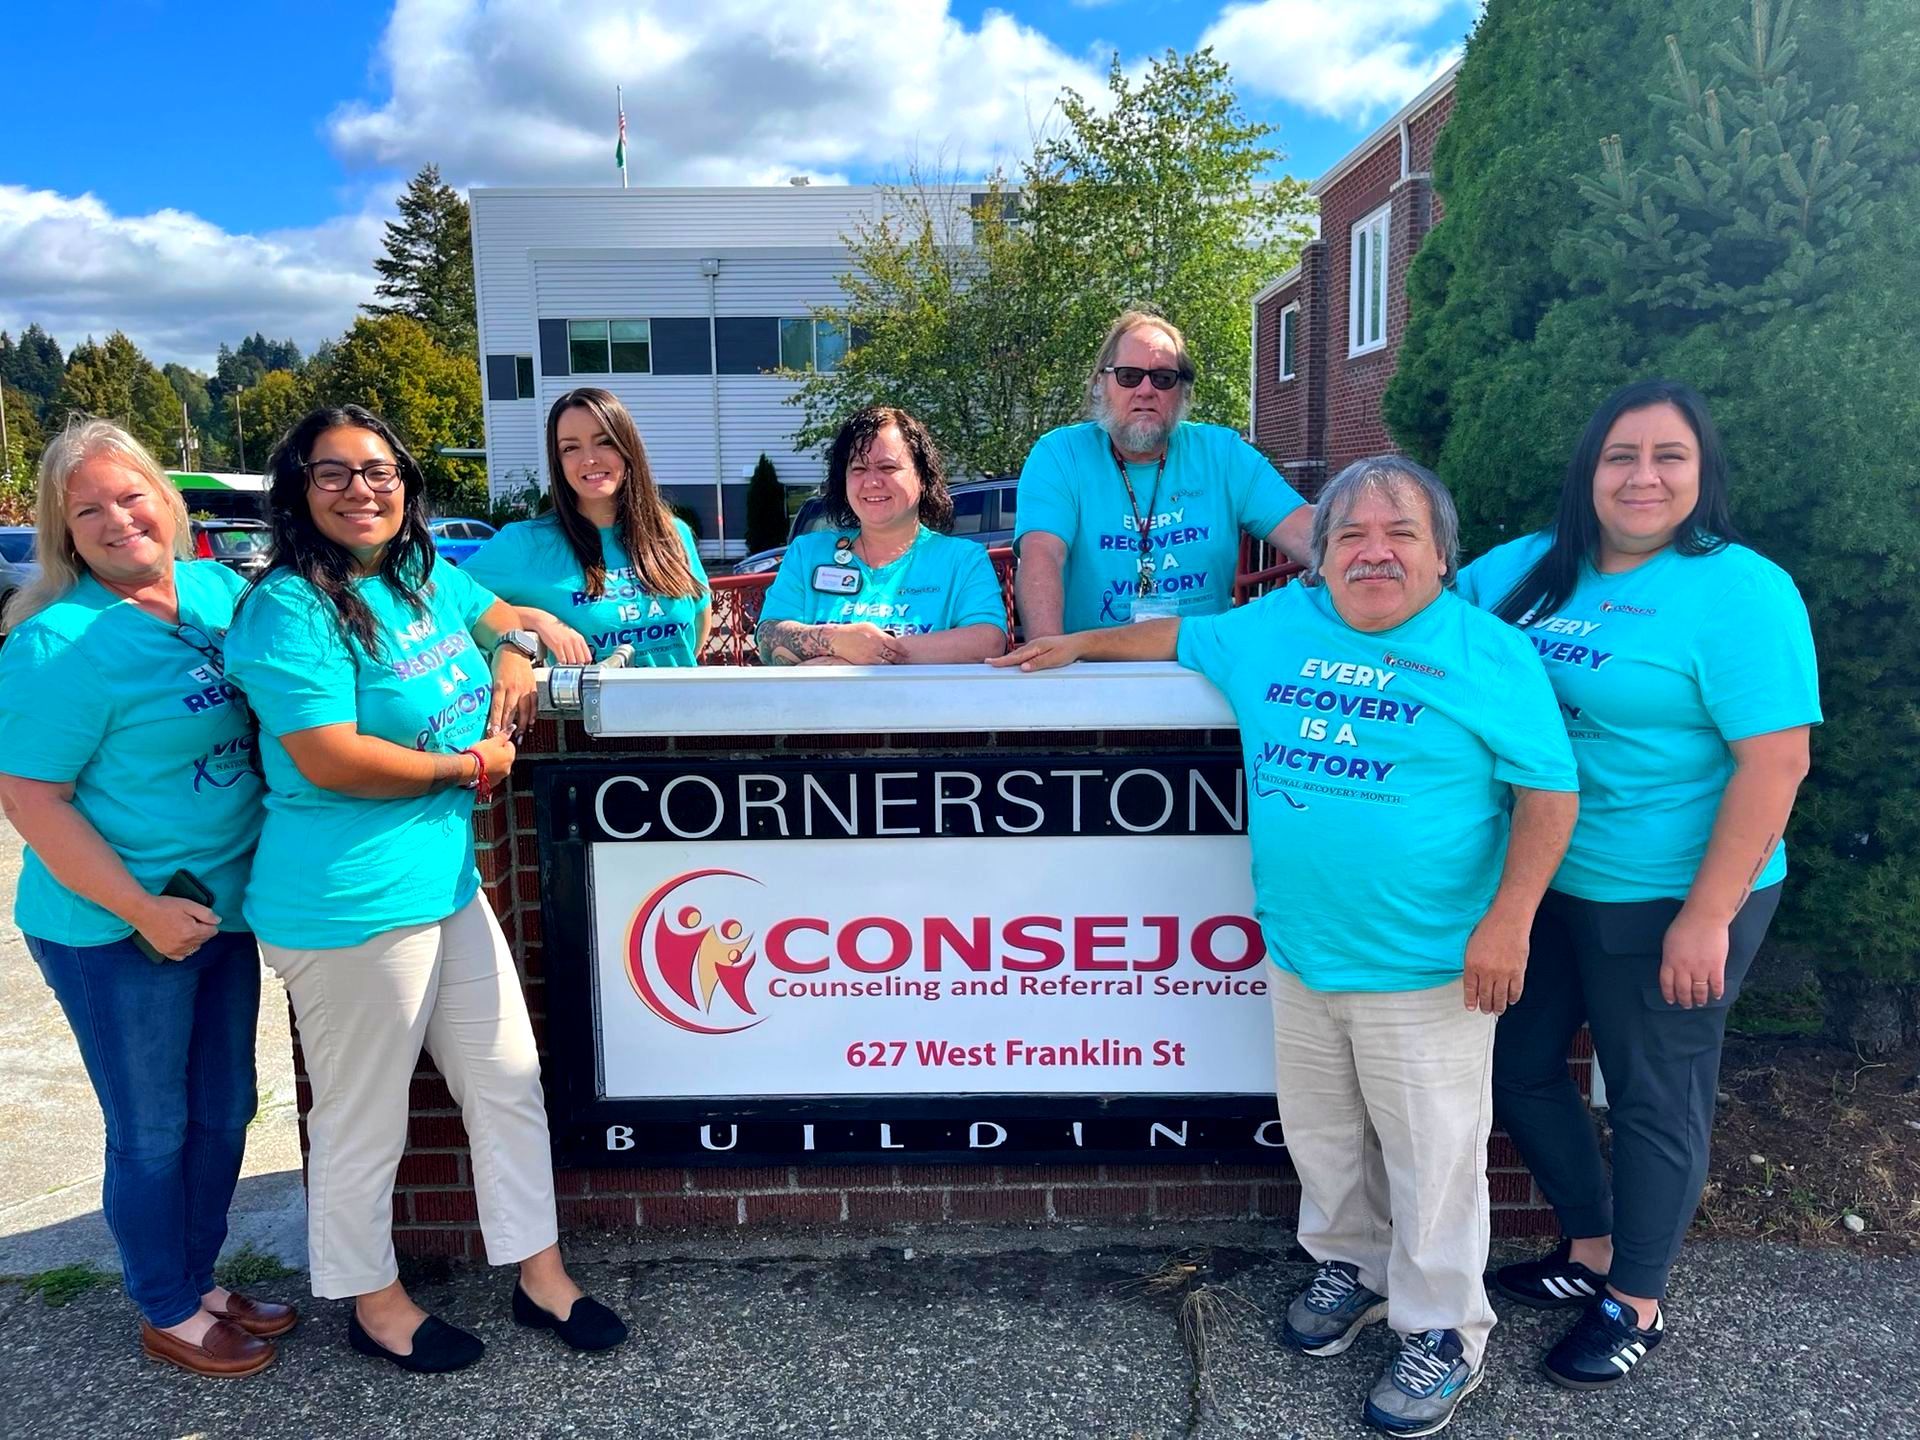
top-left (1131, 593), bottom-right (1181, 623)
top-left (812, 565), bottom-right (862, 595)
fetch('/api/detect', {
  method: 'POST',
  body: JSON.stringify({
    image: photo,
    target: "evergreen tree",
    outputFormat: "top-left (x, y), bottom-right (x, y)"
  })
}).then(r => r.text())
top-left (365, 164), bottom-right (478, 356)
top-left (744, 453), bottom-right (787, 554)
top-left (1380, 0), bottom-right (1920, 1040)
top-left (0, 323), bottom-right (66, 420)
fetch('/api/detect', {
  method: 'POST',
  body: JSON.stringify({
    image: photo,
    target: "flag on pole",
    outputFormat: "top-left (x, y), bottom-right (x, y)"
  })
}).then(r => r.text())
top-left (615, 87), bottom-right (628, 185)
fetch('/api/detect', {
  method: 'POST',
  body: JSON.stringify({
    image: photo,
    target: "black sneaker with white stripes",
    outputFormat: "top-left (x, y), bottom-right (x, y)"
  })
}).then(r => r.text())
top-left (1489, 1240), bottom-right (1608, 1309)
top-left (1543, 1294), bottom-right (1665, 1390)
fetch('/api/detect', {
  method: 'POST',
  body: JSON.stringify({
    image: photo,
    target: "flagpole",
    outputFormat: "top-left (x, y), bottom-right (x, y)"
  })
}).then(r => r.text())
top-left (617, 86), bottom-right (629, 190)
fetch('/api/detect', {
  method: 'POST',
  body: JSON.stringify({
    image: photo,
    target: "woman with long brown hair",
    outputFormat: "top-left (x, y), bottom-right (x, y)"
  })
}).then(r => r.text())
top-left (464, 387), bottom-right (709, 664)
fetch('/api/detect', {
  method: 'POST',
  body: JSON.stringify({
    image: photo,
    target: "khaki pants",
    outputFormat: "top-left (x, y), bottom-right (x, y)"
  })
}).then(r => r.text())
top-left (262, 895), bottom-right (559, 1299)
top-left (1270, 967), bottom-right (1498, 1366)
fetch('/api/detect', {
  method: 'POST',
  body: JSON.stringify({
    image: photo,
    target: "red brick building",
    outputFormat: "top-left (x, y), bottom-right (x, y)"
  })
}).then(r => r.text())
top-left (1251, 64), bottom-right (1458, 499)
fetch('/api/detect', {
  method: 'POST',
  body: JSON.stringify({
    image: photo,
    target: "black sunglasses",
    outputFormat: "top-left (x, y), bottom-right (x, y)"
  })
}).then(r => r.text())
top-left (1101, 365), bottom-right (1192, 392)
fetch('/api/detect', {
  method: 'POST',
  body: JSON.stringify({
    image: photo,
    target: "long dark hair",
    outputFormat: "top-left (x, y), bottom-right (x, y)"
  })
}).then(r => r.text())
top-left (248, 405), bottom-right (438, 658)
top-left (822, 405), bottom-right (955, 531)
top-left (1494, 379), bottom-right (1740, 625)
top-left (544, 388), bottom-right (701, 600)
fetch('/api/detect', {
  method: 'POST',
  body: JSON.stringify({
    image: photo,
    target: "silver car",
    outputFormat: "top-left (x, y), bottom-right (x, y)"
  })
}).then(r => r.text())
top-left (731, 475), bottom-right (1018, 575)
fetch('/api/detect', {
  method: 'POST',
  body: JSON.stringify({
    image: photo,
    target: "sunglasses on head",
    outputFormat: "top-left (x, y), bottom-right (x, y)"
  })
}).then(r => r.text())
top-left (1101, 365), bottom-right (1192, 392)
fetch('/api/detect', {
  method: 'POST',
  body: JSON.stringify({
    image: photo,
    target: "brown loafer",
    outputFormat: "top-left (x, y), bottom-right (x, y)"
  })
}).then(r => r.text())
top-left (211, 1291), bottom-right (300, 1338)
top-left (140, 1318), bottom-right (275, 1377)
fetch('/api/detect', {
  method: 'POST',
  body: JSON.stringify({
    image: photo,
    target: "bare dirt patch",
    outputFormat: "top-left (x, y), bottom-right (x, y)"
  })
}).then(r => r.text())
top-left (1695, 1037), bottom-right (1920, 1254)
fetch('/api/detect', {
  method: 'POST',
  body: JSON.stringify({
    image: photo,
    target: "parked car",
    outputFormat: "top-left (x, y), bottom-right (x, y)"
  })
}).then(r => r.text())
top-left (731, 475), bottom-right (1018, 576)
top-left (190, 518), bottom-right (274, 581)
top-left (430, 517), bottom-right (498, 566)
top-left (0, 526), bottom-right (38, 636)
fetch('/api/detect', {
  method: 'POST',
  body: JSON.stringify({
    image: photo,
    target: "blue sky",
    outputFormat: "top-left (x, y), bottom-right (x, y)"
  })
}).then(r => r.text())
top-left (0, 0), bottom-right (1478, 369)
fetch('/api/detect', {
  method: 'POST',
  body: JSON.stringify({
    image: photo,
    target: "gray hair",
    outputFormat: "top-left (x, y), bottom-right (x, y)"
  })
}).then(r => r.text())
top-left (1308, 455), bottom-right (1460, 587)
top-left (1086, 308), bottom-right (1195, 421)
top-left (2, 418), bottom-right (192, 631)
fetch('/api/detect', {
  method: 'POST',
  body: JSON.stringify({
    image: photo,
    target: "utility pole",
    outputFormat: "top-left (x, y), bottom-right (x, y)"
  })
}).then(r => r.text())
top-left (232, 386), bottom-right (246, 471)
top-left (0, 374), bottom-right (11, 487)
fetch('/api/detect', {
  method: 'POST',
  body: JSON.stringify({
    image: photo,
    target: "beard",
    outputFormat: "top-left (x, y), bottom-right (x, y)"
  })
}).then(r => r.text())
top-left (1104, 410), bottom-right (1174, 455)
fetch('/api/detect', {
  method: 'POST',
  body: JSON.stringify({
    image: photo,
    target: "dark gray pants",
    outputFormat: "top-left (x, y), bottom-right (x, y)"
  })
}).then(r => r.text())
top-left (1491, 884), bottom-right (1781, 1299)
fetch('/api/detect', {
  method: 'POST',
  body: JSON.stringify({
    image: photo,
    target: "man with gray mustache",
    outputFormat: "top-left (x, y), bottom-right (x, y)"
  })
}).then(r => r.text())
top-left (1012, 309), bottom-right (1316, 637)
top-left (993, 456), bottom-right (1579, 1436)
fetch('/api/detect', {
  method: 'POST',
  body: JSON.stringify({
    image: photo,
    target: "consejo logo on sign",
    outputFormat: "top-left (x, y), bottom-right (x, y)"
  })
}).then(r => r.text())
top-left (625, 869), bottom-right (767, 1035)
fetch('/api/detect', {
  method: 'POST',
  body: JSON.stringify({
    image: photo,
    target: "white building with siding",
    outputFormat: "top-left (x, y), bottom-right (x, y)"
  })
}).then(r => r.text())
top-left (471, 185), bottom-right (910, 560)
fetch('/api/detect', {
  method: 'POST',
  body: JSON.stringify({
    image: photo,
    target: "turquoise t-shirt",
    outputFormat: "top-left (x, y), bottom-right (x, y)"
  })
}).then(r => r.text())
top-left (1014, 421), bottom-right (1305, 631)
top-left (462, 514), bottom-right (709, 664)
top-left (0, 562), bottom-right (262, 946)
top-left (758, 527), bottom-right (1007, 637)
top-left (1457, 531), bottom-right (1822, 903)
top-left (224, 562), bottom-right (499, 948)
top-left (1177, 582), bottom-right (1578, 992)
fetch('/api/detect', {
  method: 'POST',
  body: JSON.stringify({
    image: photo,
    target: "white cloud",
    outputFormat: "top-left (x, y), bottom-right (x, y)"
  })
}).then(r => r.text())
top-left (328, 0), bottom-right (1107, 188)
top-left (1201, 0), bottom-right (1473, 124)
top-left (0, 186), bottom-right (386, 371)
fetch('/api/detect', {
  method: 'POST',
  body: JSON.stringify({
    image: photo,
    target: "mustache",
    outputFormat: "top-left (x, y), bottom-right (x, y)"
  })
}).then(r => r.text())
top-left (1344, 561), bottom-right (1406, 582)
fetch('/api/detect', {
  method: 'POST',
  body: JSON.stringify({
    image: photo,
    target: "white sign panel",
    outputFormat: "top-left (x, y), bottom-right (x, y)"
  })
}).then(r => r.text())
top-left (590, 834), bottom-right (1277, 1099)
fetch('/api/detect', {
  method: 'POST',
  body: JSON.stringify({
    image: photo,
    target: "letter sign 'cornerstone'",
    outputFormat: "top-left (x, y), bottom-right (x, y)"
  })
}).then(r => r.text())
top-left (536, 755), bottom-right (1288, 1166)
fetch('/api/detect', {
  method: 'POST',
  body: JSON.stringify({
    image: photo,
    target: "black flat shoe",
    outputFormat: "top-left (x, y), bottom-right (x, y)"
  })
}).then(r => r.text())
top-left (347, 1310), bottom-right (485, 1373)
top-left (511, 1284), bottom-right (629, 1352)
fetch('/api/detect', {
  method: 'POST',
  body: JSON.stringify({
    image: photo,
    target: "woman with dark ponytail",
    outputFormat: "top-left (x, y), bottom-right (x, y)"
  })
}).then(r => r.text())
top-left (1456, 380), bottom-right (1820, 1391)
top-left (225, 404), bottom-right (626, 1373)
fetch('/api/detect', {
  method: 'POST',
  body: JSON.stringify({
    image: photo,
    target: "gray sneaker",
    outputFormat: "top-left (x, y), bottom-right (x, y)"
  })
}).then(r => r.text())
top-left (1282, 1260), bottom-right (1389, 1356)
top-left (1362, 1328), bottom-right (1483, 1437)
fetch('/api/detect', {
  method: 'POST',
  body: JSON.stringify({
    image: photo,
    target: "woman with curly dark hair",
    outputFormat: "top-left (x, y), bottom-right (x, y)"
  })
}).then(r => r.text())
top-left (225, 404), bottom-right (626, 1373)
top-left (756, 405), bottom-right (1007, 665)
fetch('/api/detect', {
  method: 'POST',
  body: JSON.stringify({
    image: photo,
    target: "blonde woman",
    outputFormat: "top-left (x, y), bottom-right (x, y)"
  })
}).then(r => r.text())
top-left (0, 420), bottom-right (294, 1377)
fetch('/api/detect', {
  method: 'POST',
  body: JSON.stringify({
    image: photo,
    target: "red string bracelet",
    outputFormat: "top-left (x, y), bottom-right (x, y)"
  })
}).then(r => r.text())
top-left (461, 745), bottom-right (492, 801)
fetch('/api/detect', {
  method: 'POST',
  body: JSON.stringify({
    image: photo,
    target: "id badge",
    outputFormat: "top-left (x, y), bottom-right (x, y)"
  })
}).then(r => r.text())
top-left (811, 565), bottom-right (861, 595)
top-left (1131, 592), bottom-right (1181, 623)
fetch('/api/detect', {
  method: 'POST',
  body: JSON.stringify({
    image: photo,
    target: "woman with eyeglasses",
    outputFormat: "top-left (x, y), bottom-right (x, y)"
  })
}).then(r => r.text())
top-left (756, 405), bottom-right (1007, 665)
top-left (462, 387), bottom-right (709, 665)
top-left (224, 404), bottom-right (626, 1373)
top-left (0, 419), bottom-right (293, 1378)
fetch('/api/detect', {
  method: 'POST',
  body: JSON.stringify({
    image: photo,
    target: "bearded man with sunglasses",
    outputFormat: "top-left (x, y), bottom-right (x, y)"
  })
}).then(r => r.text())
top-left (1014, 310), bottom-right (1315, 637)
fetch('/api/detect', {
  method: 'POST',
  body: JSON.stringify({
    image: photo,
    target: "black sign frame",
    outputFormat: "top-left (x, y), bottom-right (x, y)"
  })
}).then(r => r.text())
top-left (535, 752), bottom-right (1290, 1167)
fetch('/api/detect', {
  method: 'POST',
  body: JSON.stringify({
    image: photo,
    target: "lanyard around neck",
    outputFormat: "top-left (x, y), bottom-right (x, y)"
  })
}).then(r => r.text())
top-left (1111, 441), bottom-right (1169, 595)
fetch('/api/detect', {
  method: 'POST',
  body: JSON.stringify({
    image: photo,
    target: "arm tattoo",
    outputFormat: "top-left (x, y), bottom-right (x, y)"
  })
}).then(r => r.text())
top-left (1738, 832), bottom-right (1780, 907)
top-left (757, 620), bottom-right (835, 666)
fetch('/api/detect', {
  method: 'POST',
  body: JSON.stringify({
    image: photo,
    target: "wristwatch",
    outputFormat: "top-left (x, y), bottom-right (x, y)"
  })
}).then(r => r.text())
top-left (499, 628), bottom-right (541, 662)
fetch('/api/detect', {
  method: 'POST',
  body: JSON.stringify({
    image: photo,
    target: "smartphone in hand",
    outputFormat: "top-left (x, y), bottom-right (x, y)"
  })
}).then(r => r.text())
top-left (132, 868), bottom-right (217, 964)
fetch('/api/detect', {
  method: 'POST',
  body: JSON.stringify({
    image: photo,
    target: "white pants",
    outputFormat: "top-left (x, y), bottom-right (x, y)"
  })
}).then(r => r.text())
top-left (262, 895), bottom-right (559, 1298)
top-left (1270, 967), bottom-right (1499, 1366)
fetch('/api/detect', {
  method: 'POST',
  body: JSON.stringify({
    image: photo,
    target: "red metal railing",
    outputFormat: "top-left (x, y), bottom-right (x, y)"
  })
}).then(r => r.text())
top-left (698, 539), bottom-right (1302, 667)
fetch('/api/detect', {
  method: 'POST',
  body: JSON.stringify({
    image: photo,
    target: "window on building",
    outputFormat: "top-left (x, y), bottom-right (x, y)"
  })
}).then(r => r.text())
top-left (568, 320), bottom-right (609, 374)
top-left (515, 355), bottom-right (536, 398)
top-left (610, 319), bottom-right (651, 373)
top-left (1278, 303), bottom-right (1300, 381)
top-left (1349, 204), bottom-right (1390, 356)
top-left (776, 317), bottom-right (851, 373)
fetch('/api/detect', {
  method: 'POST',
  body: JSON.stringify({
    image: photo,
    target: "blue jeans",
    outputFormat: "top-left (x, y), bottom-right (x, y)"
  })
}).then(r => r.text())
top-left (26, 929), bottom-right (261, 1327)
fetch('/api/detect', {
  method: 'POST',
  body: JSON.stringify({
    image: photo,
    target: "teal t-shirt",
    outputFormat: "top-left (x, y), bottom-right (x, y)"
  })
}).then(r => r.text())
top-left (1177, 582), bottom-right (1578, 992)
top-left (758, 527), bottom-right (1007, 637)
top-left (1014, 421), bottom-right (1305, 631)
top-left (1457, 531), bottom-right (1822, 903)
top-left (224, 562), bottom-right (499, 948)
top-left (462, 514), bottom-right (709, 664)
top-left (0, 562), bottom-right (262, 945)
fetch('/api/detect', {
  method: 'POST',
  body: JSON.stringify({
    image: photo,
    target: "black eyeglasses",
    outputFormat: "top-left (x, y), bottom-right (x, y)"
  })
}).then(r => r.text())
top-left (171, 623), bottom-right (227, 671)
top-left (303, 460), bottom-right (404, 492)
top-left (1101, 365), bottom-right (1192, 392)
